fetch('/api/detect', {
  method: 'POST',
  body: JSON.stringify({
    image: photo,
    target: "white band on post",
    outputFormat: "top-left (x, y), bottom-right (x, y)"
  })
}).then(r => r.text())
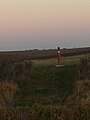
top-left (58, 51), bottom-right (60, 54)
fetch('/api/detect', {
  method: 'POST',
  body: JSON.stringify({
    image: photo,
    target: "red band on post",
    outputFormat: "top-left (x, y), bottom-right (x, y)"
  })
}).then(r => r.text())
top-left (58, 47), bottom-right (60, 65)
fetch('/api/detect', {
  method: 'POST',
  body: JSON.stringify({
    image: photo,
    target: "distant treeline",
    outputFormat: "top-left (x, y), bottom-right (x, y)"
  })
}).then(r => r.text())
top-left (0, 47), bottom-right (90, 60)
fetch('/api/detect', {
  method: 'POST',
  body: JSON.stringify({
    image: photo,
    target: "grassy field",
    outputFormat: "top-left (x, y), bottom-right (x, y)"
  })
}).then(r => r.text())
top-left (0, 52), bottom-right (90, 119)
top-left (32, 54), bottom-right (86, 66)
top-left (17, 54), bottom-right (88, 107)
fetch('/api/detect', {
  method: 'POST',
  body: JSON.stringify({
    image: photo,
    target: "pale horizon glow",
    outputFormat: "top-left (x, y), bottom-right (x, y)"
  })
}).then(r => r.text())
top-left (0, 0), bottom-right (90, 51)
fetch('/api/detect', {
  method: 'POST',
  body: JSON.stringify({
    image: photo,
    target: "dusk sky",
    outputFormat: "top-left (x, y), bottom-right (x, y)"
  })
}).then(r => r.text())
top-left (0, 0), bottom-right (90, 51)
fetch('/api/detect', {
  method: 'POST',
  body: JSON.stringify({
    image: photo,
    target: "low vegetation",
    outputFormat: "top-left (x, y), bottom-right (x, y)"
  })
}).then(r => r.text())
top-left (0, 104), bottom-right (90, 120)
top-left (0, 50), bottom-right (90, 119)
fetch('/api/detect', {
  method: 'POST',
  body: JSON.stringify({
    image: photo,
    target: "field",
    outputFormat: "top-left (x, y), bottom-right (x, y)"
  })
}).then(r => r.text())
top-left (0, 48), bottom-right (90, 119)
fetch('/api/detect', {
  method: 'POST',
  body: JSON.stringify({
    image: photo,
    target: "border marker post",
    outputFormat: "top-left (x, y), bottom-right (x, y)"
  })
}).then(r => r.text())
top-left (56, 47), bottom-right (63, 67)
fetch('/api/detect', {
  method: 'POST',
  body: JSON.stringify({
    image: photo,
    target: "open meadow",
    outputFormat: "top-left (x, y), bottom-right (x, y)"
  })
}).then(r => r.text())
top-left (0, 48), bottom-right (90, 119)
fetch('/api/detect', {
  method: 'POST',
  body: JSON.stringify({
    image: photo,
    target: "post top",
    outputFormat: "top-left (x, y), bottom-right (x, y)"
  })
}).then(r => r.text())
top-left (58, 47), bottom-right (60, 51)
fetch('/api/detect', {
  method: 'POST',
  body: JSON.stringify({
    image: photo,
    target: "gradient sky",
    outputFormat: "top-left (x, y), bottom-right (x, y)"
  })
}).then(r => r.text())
top-left (0, 0), bottom-right (90, 51)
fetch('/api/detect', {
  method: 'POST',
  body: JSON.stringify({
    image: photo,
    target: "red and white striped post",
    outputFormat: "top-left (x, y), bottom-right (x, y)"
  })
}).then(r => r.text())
top-left (58, 47), bottom-right (60, 65)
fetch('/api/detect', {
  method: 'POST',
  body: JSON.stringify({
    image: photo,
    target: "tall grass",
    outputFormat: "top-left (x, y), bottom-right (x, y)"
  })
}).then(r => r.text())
top-left (0, 56), bottom-right (32, 107)
top-left (0, 104), bottom-right (90, 120)
top-left (0, 81), bottom-right (18, 108)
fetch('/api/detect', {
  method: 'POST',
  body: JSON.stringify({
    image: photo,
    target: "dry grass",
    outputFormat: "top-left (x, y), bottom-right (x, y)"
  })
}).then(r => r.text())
top-left (0, 56), bottom-right (32, 108)
top-left (32, 58), bottom-right (57, 66)
top-left (75, 80), bottom-right (90, 94)
top-left (0, 104), bottom-right (90, 120)
top-left (32, 54), bottom-right (86, 67)
top-left (0, 55), bottom-right (32, 86)
top-left (66, 80), bottom-right (90, 108)
top-left (0, 81), bottom-right (18, 108)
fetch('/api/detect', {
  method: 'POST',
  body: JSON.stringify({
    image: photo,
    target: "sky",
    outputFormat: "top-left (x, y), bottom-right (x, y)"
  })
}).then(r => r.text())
top-left (0, 0), bottom-right (90, 51)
